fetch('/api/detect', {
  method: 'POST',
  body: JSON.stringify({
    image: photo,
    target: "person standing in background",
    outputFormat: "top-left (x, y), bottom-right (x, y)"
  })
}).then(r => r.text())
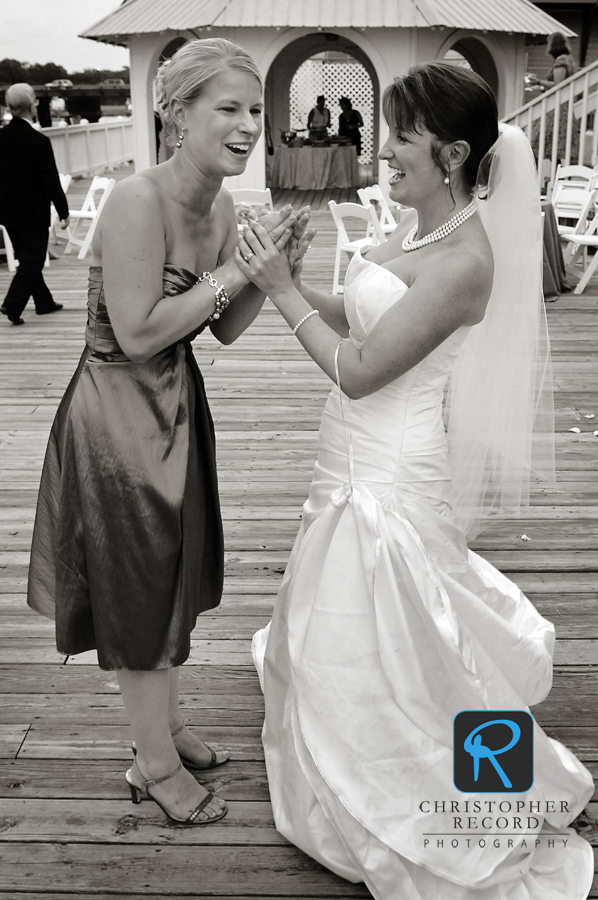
top-left (307, 95), bottom-right (330, 142)
top-left (0, 83), bottom-right (69, 325)
top-left (528, 31), bottom-right (576, 92)
top-left (528, 33), bottom-right (578, 164)
top-left (338, 97), bottom-right (363, 156)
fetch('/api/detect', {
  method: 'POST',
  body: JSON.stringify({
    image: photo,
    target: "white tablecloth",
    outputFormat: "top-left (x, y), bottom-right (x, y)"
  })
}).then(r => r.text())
top-left (270, 145), bottom-right (360, 190)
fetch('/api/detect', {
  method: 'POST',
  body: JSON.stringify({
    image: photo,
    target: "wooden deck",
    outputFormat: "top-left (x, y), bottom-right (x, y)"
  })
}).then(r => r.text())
top-left (0, 169), bottom-right (596, 897)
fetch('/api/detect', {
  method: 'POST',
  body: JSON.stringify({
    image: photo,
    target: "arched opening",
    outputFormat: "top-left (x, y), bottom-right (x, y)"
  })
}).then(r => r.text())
top-left (442, 38), bottom-right (499, 99)
top-left (289, 52), bottom-right (374, 164)
top-left (265, 32), bottom-right (380, 184)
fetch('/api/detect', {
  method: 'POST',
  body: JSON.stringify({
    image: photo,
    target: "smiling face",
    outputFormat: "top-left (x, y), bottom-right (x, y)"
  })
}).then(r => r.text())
top-left (177, 65), bottom-right (263, 179)
top-left (379, 124), bottom-right (448, 207)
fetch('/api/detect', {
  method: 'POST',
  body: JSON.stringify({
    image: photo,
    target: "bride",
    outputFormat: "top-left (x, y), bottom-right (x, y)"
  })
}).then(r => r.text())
top-left (238, 63), bottom-right (594, 899)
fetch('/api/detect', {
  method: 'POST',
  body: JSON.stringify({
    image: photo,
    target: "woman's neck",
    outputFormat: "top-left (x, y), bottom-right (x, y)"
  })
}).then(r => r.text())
top-left (166, 153), bottom-right (222, 214)
top-left (413, 190), bottom-right (473, 239)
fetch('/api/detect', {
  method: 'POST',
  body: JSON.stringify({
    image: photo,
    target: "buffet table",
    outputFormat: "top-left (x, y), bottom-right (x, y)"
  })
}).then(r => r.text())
top-left (270, 144), bottom-right (360, 190)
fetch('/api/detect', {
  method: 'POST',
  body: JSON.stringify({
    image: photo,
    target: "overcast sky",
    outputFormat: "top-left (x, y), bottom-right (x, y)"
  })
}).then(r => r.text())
top-left (4, 1), bottom-right (129, 72)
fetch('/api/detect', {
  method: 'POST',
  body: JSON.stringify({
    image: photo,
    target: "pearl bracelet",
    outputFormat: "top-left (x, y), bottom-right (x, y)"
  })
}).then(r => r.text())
top-left (292, 309), bottom-right (319, 335)
top-left (198, 271), bottom-right (230, 321)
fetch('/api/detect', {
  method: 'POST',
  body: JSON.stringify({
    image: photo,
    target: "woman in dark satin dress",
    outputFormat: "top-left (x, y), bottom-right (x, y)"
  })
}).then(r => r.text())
top-left (27, 38), bottom-right (308, 827)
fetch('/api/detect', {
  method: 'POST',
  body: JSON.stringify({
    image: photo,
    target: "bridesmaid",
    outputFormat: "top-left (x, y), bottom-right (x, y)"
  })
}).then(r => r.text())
top-left (27, 38), bottom-right (305, 826)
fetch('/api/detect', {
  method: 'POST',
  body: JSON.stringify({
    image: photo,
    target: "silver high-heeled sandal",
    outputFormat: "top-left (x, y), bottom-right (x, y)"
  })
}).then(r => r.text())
top-left (126, 759), bottom-right (227, 826)
top-left (131, 723), bottom-right (230, 772)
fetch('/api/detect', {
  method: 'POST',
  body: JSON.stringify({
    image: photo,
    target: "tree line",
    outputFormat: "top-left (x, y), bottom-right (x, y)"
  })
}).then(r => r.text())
top-left (0, 58), bottom-right (129, 85)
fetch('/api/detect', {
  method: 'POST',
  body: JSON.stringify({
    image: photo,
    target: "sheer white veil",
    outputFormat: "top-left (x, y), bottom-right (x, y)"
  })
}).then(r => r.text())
top-left (445, 122), bottom-right (555, 540)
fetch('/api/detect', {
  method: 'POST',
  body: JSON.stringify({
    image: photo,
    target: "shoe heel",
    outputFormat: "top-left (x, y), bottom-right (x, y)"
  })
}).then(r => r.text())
top-left (129, 782), bottom-right (143, 804)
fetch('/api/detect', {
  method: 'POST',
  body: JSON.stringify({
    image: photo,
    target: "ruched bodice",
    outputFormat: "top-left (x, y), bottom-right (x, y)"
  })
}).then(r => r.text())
top-left (28, 264), bottom-right (223, 670)
top-left (305, 250), bottom-right (471, 522)
top-left (85, 264), bottom-right (205, 359)
top-left (253, 251), bottom-right (594, 900)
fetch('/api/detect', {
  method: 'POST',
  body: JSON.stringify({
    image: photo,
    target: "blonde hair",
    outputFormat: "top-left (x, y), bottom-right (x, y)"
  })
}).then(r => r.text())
top-left (156, 38), bottom-right (262, 146)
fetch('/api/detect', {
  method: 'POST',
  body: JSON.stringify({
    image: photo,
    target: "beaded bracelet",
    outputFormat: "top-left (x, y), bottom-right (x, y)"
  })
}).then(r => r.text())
top-left (198, 272), bottom-right (230, 321)
top-left (292, 309), bottom-right (319, 335)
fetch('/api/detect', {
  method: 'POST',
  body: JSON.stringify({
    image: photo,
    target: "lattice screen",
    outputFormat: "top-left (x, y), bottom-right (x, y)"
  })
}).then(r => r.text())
top-left (290, 58), bottom-right (374, 164)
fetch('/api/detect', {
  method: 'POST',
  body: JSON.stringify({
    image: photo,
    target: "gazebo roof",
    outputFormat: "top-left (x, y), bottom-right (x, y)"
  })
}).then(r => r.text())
top-left (81, 0), bottom-right (574, 45)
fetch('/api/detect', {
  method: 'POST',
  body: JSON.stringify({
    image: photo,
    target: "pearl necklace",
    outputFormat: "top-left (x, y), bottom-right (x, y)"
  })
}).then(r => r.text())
top-left (402, 199), bottom-right (477, 252)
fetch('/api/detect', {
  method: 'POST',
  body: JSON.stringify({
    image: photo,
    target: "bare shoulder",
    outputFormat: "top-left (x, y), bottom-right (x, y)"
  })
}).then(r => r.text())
top-left (103, 171), bottom-right (162, 218)
top-left (442, 222), bottom-right (493, 289)
top-left (215, 185), bottom-right (236, 220)
top-left (420, 224), bottom-right (494, 324)
top-left (94, 170), bottom-right (165, 265)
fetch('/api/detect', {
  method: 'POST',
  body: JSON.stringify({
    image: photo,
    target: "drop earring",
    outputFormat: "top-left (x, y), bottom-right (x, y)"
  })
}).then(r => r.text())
top-left (176, 132), bottom-right (184, 148)
top-left (444, 174), bottom-right (450, 185)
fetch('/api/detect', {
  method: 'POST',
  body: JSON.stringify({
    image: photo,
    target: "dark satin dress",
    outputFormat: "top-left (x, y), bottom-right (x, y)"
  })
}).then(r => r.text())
top-left (27, 265), bottom-right (224, 671)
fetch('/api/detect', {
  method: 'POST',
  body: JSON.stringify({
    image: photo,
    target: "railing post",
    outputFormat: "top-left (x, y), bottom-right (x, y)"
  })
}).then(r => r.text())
top-left (549, 90), bottom-right (561, 197)
top-left (592, 86), bottom-right (598, 166)
top-left (537, 98), bottom-right (547, 190)
top-left (564, 82), bottom-right (575, 166)
top-left (63, 127), bottom-right (71, 176)
top-left (579, 72), bottom-right (590, 164)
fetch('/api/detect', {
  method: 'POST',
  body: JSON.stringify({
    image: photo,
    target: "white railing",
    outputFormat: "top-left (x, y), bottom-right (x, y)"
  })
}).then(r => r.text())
top-left (43, 119), bottom-right (134, 177)
top-left (503, 59), bottom-right (598, 195)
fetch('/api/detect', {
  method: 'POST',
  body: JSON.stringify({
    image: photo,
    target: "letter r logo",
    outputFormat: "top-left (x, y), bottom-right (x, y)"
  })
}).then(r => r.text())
top-left (454, 711), bottom-right (534, 793)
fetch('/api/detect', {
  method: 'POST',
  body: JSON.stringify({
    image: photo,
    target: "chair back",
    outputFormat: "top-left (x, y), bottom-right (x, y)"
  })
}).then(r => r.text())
top-left (80, 176), bottom-right (115, 215)
top-left (552, 184), bottom-right (595, 227)
top-left (229, 188), bottom-right (273, 211)
top-left (567, 189), bottom-right (598, 237)
top-left (357, 185), bottom-right (397, 230)
top-left (550, 164), bottom-right (597, 199)
top-left (328, 200), bottom-right (385, 246)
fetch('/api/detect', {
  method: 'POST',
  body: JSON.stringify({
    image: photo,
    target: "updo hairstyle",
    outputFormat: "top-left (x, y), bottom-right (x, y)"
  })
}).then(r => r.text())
top-left (382, 62), bottom-right (499, 191)
top-left (156, 38), bottom-right (262, 147)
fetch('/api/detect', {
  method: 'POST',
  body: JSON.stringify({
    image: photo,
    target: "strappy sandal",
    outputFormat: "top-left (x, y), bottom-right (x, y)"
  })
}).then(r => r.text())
top-left (126, 759), bottom-right (228, 826)
top-left (131, 723), bottom-right (230, 772)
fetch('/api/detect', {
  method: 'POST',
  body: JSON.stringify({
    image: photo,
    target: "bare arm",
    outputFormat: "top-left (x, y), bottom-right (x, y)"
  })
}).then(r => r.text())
top-left (237, 222), bottom-right (492, 400)
top-left (296, 282), bottom-right (349, 337)
top-left (529, 64), bottom-right (568, 90)
top-left (96, 182), bottom-right (294, 360)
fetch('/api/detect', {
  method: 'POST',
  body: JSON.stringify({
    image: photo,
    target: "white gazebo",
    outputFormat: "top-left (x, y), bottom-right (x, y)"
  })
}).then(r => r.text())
top-left (81, 0), bottom-right (572, 188)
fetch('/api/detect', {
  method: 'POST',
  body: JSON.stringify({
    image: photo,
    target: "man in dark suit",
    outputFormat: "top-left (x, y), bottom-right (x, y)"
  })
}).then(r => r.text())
top-left (0, 83), bottom-right (69, 325)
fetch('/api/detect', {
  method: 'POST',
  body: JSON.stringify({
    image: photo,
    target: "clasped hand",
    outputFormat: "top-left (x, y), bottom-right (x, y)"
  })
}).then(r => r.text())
top-left (237, 206), bottom-right (316, 298)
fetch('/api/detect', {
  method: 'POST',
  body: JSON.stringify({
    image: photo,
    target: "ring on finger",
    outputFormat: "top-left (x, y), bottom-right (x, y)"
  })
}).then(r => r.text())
top-left (240, 250), bottom-right (254, 263)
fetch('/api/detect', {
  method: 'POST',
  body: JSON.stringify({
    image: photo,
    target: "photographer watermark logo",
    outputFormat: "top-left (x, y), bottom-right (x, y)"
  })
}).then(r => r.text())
top-left (454, 711), bottom-right (534, 793)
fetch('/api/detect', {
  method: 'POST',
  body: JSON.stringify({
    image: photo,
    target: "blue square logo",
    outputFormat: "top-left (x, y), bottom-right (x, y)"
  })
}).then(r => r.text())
top-left (453, 711), bottom-right (534, 793)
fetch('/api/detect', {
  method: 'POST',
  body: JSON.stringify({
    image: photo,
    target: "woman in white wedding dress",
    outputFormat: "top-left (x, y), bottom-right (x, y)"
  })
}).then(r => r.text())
top-left (238, 63), bottom-right (594, 899)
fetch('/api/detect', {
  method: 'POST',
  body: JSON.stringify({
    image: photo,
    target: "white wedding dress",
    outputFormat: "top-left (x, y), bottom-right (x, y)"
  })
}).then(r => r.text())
top-left (252, 249), bottom-right (594, 900)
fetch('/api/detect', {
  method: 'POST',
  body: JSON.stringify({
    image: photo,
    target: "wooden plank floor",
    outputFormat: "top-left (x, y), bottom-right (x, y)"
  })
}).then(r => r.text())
top-left (0, 171), bottom-right (596, 897)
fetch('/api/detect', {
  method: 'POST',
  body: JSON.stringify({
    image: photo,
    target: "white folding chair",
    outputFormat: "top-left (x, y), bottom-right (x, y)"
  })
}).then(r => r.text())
top-left (561, 190), bottom-right (598, 293)
top-left (551, 184), bottom-right (595, 236)
top-left (64, 176), bottom-right (116, 259)
top-left (357, 185), bottom-right (398, 237)
top-left (0, 225), bottom-right (17, 272)
top-left (46, 173), bottom-right (72, 266)
top-left (229, 188), bottom-right (274, 234)
top-left (551, 164), bottom-right (597, 196)
top-left (328, 200), bottom-right (385, 295)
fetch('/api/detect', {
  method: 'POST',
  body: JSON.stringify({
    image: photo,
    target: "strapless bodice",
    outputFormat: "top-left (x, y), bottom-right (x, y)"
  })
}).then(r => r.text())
top-left (344, 248), bottom-right (470, 428)
top-left (304, 250), bottom-right (472, 520)
top-left (85, 265), bottom-right (204, 359)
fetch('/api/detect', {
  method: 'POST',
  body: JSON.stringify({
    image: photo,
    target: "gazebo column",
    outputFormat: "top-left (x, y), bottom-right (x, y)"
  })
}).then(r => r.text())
top-left (129, 33), bottom-right (160, 173)
top-left (223, 29), bottom-right (268, 191)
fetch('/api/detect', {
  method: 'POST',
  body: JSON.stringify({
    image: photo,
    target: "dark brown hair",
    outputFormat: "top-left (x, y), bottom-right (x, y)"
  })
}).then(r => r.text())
top-left (547, 32), bottom-right (571, 59)
top-left (382, 62), bottom-right (499, 190)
